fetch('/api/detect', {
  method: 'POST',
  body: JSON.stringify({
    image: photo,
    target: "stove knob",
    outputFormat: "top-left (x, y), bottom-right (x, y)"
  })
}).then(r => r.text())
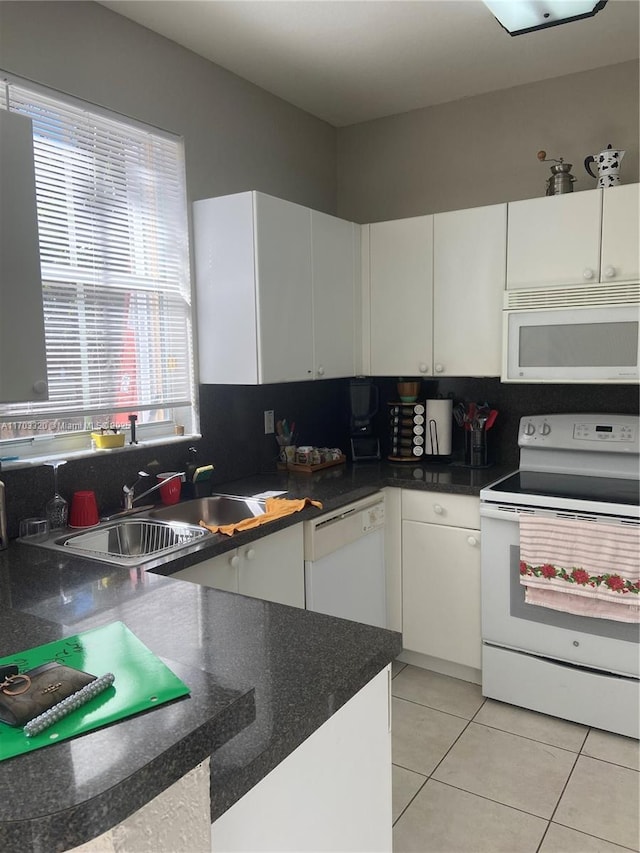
top-left (523, 422), bottom-right (536, 436)
top-left (540, 423), bottom-right (551, 436)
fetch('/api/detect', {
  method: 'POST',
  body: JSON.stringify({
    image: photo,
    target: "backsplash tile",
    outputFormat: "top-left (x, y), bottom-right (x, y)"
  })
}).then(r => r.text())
top-left (1, 378), bottom-right (636, 537)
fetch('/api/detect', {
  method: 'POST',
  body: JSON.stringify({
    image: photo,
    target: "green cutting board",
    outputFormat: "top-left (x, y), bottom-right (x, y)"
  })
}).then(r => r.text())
top-left (0, 621), bottom-right (190, 762)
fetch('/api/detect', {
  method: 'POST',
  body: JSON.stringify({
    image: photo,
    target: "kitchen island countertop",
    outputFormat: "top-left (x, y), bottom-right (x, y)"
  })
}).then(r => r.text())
top-left (0, 542), bottom-right (401, 851)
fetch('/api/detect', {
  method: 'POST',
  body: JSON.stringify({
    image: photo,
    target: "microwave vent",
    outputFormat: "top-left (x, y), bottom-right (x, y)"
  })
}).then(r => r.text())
top-left (504, 282), bottom-right (640, 311)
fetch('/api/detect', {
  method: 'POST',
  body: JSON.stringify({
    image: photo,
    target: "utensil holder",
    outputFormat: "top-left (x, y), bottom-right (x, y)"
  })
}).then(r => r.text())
top-left (468, 428), bottom-right (488, 468)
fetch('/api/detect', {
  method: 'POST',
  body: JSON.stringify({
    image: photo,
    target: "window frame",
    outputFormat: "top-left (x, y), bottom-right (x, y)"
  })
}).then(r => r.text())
top-left (0, 74), bottom-right (199, 468)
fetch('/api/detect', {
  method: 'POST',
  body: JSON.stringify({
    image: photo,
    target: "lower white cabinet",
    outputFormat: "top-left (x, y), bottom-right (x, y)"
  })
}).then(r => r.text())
top-left (401, 490), bottom-right (482, 673)
top-left (211, 666), bottom-right (392, 853)
top-left (171, 525), bottom-right (305, 608)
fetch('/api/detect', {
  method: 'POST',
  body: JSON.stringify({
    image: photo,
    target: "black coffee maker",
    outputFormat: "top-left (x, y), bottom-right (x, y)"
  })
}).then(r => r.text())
top-left (349, 377), bottom-right (381, 461)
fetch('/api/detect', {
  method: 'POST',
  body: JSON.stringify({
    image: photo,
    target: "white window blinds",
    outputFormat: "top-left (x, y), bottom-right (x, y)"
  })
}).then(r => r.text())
top-left (0, 80), bottom-right (195, 443)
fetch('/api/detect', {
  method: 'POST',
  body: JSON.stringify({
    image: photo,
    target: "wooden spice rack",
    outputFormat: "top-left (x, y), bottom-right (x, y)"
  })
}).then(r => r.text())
top-left (277, 455), bottom-right (346, 474)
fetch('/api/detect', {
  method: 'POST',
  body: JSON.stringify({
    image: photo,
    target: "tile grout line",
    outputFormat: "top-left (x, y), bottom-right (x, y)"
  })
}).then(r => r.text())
top-left (394, 687), bottom-right (602, 758)
top-left (533, 724), bottom-right (592, 851)
top-left (391, 666), bottom-right (640, 847)
top-left (391, 691), bottom-right (486, 724)
top-left (392, 701), bottom-right (481, 827)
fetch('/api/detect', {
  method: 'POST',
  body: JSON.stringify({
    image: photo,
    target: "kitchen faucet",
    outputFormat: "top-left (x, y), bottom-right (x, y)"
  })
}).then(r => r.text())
top-left (122, 471), bottom-right (184, 511)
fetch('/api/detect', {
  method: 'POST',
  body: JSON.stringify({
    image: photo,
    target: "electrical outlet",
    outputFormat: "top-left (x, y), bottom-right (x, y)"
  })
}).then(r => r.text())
top-left (264, 410), bottom-right (275, 435)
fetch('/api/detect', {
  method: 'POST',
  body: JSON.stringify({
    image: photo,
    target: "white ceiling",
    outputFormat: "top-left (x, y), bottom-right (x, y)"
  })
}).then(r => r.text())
top-left (99, 0), bottom-right (640, 126)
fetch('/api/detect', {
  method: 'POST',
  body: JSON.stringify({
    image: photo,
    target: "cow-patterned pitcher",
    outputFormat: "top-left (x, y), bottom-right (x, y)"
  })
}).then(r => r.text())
top-left (584, 145), bottom-right (625, 188)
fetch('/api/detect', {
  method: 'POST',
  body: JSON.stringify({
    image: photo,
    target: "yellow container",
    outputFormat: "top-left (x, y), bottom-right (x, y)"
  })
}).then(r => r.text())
top-left (91, 432), bottom-right (125, 449)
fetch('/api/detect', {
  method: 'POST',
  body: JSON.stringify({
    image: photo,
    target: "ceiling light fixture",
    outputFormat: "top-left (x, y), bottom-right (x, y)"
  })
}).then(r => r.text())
top-left (482, 0), bottom-right (608, 36)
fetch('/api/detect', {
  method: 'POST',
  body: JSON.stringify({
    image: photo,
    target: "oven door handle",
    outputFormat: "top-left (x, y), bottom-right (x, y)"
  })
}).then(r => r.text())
top-left (480, 505), bottom-right (522, 521)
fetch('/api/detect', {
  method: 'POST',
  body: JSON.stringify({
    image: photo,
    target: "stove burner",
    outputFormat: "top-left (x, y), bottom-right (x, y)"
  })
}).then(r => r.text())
top-left (486, 470), bottom-right (640, 508)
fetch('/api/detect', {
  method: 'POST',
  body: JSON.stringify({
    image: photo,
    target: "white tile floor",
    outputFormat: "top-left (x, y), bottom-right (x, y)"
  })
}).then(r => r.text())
top-left (391, 662), bottom-right (640, 853)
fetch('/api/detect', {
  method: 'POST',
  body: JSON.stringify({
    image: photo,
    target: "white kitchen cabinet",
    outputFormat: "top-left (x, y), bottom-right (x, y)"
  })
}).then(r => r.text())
top-left (401, 490), bottom-right (481, 677)
top-left (506, 190), bottom-right (602, 289)
top-left (506, 185), bottom-right (640, 291)
top-left (171, 524), bottom-right (305, 608)
top-left (601, 183), bottom-right (640, 283)
top-left (368, 215), bottom-right (434, 377)
top-left (0, 110), bottom-right (48, 403)
top-left (193, 191), bottom-right (359, 385)
top-left (238, 524), bottom-right (304, 606)
top-left (311, 210), bottom-right (359, 380)
top-left (194, 191), bottom-right (313, 384)
top-left (366, 205), bottom-right (505, 378)
top-left (433, 203), bottom-right (506, 377)
top-left (171, 550), bottom-right (238, 593)
top-left (212, 666), bottom-right (392, 853)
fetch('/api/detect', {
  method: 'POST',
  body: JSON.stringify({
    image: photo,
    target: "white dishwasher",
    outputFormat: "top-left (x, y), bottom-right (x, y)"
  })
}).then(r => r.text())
top-left (303, 493), bottom-right (386, 629)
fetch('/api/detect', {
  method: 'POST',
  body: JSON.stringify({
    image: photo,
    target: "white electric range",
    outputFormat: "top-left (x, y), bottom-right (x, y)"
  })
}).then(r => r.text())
top-left (479, 413), bottom-right (639, 738)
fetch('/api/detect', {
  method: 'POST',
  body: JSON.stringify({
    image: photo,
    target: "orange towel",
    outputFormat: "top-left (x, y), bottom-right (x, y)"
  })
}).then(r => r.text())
top-left (200, 497), bottom-right (323, 537)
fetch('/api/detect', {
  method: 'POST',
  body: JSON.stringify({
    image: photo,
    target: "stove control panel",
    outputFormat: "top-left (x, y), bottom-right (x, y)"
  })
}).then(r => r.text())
top-left (519, 414), bottom-right (638, 452)
top-left (573, 422), bottom-right (635, 442)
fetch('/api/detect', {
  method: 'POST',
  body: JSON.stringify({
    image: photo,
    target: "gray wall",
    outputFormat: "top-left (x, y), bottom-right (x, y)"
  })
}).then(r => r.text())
top-left (336, 60), bottom-right (639, 223)
top-left (0, 1), bottom-right (337, 212)
top-left (2, 2), bottom-right (637, 226)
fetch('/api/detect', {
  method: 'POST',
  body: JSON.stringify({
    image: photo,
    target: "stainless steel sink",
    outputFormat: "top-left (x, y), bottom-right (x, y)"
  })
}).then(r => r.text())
top-left (143, 495), bottom-right (266, 527)
top-left (19, 518), bottom-right (209, 567)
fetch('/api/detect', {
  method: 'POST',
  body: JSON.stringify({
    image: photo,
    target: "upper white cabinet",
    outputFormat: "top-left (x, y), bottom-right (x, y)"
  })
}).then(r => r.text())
top-left (311, 210), bottom-right (359, 380)
top-left (0, 110), bottom-right (48, 403)
top-left (433, 203), bottom-right (506, 377)
top-left (193, 191), bottom-right (358, 385)
top-left (368, 215), bottom-right (434, 377)
top-left (506, 185), bottom-right (639, 290)
top-left (366, 203), bottom-right (505, 378)
top-left (601, 183), bottom-right (639, 284)
top-left (194, 191), bottom-right (313, 384)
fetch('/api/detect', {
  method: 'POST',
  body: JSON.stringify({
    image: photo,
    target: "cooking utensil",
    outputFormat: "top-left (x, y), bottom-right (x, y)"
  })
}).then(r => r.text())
top-left (453, 403), bottom-right (466, 428)
top-left (485, 409), bottom-right (499, 430)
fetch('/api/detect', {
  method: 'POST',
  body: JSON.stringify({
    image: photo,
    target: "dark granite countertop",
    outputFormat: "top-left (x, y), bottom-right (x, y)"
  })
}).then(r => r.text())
top-left (147, 459), bottom-right (513, 576)
top-left (0, 461), bottom-right (504, 851)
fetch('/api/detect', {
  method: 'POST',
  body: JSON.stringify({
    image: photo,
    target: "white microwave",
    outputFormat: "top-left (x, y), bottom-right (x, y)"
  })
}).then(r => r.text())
top-left (502, 285), bottom-right (640, 383)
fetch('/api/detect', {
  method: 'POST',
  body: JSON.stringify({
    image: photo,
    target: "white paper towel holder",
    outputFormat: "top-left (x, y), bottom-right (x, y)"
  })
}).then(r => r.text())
top-left (424, 398), bottom-right (453, 462)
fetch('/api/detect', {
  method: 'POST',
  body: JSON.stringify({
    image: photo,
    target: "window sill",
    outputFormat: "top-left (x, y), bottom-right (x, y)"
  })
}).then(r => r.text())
top-left (0, 434), bottom-right (201, 472)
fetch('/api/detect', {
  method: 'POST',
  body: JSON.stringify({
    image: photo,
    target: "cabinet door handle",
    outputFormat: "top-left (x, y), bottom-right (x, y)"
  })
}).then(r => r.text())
top-left (603, 265), bottom-right (616, 278)
top-left (317, 366), bottom-right (325, 376)
top-left (467, 535), bottom-right (479, 547)
top-left (583, 268), bottom-right (595, 280)
top-left (229, 555), bottom-right (240, 568)
top-left (434, 363), bottom-right (444, 374)
top-left (418, 363), bottom-right (429, 374)
top-left (32, 379), bottom-right (47, 395)
top-left (245, 548), bottom-right (256, 561)
top-left (433, 504), bottom-right (444, 515)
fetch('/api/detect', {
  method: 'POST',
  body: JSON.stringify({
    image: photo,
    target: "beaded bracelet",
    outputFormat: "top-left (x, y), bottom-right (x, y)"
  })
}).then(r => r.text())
top-left (24, 672), bottom-right (115, 737)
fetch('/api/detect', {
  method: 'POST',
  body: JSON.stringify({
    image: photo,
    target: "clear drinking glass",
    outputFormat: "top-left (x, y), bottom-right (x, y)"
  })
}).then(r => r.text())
top-left (44, 460), bottom-right (69, 530)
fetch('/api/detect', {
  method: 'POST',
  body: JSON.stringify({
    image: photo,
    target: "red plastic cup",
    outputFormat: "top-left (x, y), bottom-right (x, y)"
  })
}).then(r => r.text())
top-left (69, 491), bottom-right (100, 528)
top-left (158, 473), bottom-right (181, 505)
